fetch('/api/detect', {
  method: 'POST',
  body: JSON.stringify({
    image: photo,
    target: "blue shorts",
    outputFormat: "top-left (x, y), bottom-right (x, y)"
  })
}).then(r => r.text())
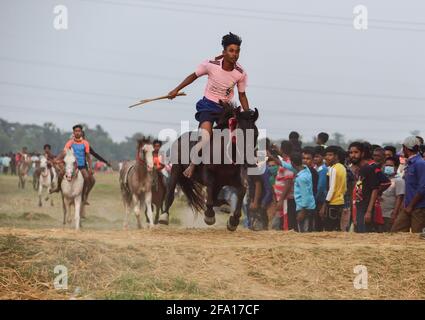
top-left (195, 97), bottom-right (223, 125)
top-left (78, 165), bottom-right (87, 170)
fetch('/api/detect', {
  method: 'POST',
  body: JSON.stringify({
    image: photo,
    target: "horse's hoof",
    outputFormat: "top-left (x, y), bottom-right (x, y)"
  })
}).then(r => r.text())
top-left (204, 215), bottom-right (216, 226)
top-left (251, 219), bottom-right (264, 231)
top-left (227, 216), bottom-right (239, 232)
top-left (158, 213), bottom-right (169, 225)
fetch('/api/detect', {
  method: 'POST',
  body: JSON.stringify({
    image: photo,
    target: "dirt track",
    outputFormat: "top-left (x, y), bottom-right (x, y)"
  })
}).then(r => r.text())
top-left (1, 174), bottom-right (425, 299)
top-left (1, 227), bottom-right (425, 300)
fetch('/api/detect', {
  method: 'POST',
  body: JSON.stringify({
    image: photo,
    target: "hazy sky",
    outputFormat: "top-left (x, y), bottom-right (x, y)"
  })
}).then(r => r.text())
top-left (1, 0), bottom-right (424, 144)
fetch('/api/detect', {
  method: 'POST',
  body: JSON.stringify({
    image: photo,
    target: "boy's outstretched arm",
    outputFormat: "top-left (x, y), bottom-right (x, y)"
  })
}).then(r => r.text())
top-left (239, 92), bottom-right (249, 111)
top-left (168, 73), bottom-right (198, 99)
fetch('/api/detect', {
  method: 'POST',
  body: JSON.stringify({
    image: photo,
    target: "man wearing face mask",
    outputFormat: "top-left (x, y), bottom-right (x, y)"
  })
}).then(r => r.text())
top-left (381, 156), bottom-right (405, 232)
top-left (392, 136), bottom-right (425, 233)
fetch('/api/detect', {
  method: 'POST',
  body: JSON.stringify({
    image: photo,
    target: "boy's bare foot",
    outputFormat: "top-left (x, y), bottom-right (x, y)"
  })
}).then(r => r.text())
top-left (183, 163), bottom-right (195, 178)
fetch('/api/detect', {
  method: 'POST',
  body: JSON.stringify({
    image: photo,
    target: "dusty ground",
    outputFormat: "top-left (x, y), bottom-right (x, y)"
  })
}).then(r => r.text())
top-left (1, 173), bottom-right (425, 300)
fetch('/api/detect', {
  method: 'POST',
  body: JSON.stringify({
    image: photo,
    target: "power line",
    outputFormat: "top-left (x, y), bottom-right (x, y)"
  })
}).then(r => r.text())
top-left (0, 104), bottom-right (184, 126)
top-left (0, 80), bottom-right (136, 100)
top-left (79, 0), bottom-right (425, 32)
top-left (2, 87), bottom-right (424, 126)
top-left (139, 0), bottom-right (425, 27)
top-left (2, 56), bottom-right (424, 102)
top-left (0, 56), bottom-right (177, 82)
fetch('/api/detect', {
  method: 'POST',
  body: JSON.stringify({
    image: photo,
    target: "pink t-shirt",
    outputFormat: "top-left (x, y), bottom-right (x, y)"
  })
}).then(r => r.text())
top-left (195, 58), bottom-right (248, 104)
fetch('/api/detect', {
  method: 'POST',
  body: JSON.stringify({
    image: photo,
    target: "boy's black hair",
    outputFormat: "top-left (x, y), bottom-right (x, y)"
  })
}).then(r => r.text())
top-left (289, 131), bottom-right (299, 140)
top-left (385, 156), bottom-right (400, 168)
top-left (338, 148), bottom-right (347, 165)
top-left (302, 147), bottom-right (315, 157)
top-left (362, 142), bottom-right (373, 160)
top-left (43, 144), bottom-right (51, 150)
top-left (280, 140), bottom-right (293, 156)
top-left (290, 152), bottom-right (303, 167)
top-left (416, 136), bottom-right (424, 145)
top-left (325, 145), bottom-right (340, 157)
top-left (222, 32), bottom-right (242, 49)
top-left (384, 145), bottom-right (397, 155)
top-left (373, 147), bottom-right (385, 153)
top-left (153, 139), bottom-right (162, 146)
top-left (72, 124), bottom-right (83, 131)
top-left (313, 146), bottom-right (325, 157)
top-left (317, 132), bottom-right (329, 143)
top-left (349, 141), bottom-right (364, 152)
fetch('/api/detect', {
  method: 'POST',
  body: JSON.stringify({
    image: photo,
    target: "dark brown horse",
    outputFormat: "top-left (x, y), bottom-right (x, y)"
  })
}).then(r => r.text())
top-left (159, 104), bottom-right (259, 231)
top-left (150, 170), bottom-right (167, 224)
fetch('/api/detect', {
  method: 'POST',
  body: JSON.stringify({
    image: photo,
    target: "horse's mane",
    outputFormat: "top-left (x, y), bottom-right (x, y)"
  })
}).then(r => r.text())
top-left (214, 101), bottom-right (238, 129)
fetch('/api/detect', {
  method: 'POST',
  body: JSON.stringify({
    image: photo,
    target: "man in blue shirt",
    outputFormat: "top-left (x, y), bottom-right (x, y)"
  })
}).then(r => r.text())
top-left (291, 153), bottom-right (316, 232)
top-left (392, 136), bottom-right (425, 233)
top-left (314, 146), bottom-right (328, 231)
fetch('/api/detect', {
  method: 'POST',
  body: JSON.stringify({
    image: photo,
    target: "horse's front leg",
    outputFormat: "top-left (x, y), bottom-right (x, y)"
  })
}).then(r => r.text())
top-left (61, 192), bottom-right (67, 225)
top-left (145, 191), bottom-right (154, 228)
top-left (227, 183), bottom-right (246, 232)
top-left (203, 172), bottom-right (216, 225)
top-left (74, 195), bottom-right (82, 230)
top-left (160, 165), bottom-right (182, 225)
top-left (48, 186), bottom-right (54, 206)
top-left (38, 184), bottom-right (43, 207)
top-left (133, 194), bottom-right (143, 229)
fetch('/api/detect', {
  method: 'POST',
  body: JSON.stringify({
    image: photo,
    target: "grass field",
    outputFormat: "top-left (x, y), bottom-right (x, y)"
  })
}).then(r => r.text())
top-left (1, 173), bottom-right (425, 300)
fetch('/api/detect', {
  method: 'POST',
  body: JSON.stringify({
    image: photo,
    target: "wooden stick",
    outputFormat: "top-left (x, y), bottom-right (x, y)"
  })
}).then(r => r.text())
top-left (128, 92), bottom-right (186, 108)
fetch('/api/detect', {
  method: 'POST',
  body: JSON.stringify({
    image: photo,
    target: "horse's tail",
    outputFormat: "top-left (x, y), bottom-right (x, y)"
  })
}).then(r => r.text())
top-left (177, 175), bottom-right (205, 213)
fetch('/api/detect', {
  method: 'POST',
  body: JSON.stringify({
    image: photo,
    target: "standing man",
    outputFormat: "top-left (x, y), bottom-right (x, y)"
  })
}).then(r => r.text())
top-left (372, 147), bottom-right (386, 168)
top-left (381, 156), bottom-right (405, 232)
top-left (384, 146), bottom-right (397, 159)
top-left (320, 146), bottom-right (347, 231)
top-left (289, 131), bottom-right (302, 153)
top-left (392, 136), bottom-right (425, 233)
top-left (290, 153), bottom-right (316, 232)
top-left (273, 141), bottom-right (295, 231)
top-left (302, 147), bottom-right (319, 231)
top-left (314, 146), bottom-right (328, 231)
top-left (2, 153), bottom-right (11, 175)
top-left (349, 142), bottom-right (380, 233)
top-left (167, 32), bottom-right (250, 178)
top-left (316, 132), bottom-right (329, 148)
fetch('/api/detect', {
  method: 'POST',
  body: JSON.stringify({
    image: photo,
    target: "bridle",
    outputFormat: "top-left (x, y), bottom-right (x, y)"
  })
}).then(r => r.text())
top-left (136, 146), bottom-right (146, 165)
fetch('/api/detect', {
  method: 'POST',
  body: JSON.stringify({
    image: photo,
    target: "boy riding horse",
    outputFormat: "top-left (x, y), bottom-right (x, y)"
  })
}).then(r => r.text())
top-left (167, 32), bottom-right (250, 178)
top-left (55, 124), bottom-right (94, 205)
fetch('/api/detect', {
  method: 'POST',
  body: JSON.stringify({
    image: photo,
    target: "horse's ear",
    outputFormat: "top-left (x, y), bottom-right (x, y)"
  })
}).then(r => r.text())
top-left (253, 108), bottom-right (259, 122)
top-left (234, 106), bottom-right (241, 118)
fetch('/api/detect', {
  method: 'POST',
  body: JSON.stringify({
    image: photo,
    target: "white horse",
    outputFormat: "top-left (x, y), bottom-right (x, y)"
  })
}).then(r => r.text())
top-left (37, 156), bottom-right (58, 207)
top-left (61, 149), bottom-right (85, 230)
